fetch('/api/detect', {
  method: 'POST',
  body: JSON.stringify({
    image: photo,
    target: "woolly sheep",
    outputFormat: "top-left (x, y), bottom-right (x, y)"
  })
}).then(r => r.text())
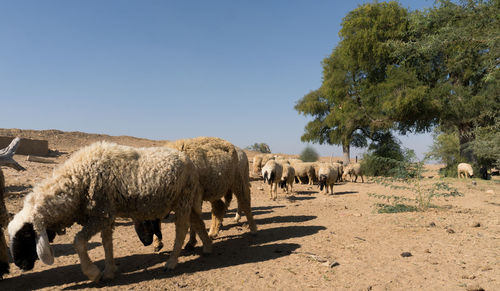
top-left (343, 163), bottom-right (364, 183)
top-left (291, 162), bottom-right (316, 185)
top-left (458, 163), bottom-right (474, 178)
top-left (252, 154), bottom-right (275, 175)
top-left (262, 160), bottom-right (283, 200)
top-left (138, 137), bottom-right (258, 253)
top-left (8, 142), bottom-right (212, 282)
top-left (224, 147), bottom-right (251, 223)
top-left (0, 170), bottom-right (9, 278)
top-left (279, 163), bottom-right (295, 194)
top-left (318, 164), bottom-right (339, 194)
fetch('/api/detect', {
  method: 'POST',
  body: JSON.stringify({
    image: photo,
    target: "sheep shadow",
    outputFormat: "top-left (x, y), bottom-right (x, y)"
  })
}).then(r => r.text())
top-left (2, 225), bottom-right (325, 290)
top-left (52, 242), bottom-right (101, 258)
top-left (5, 185), bottom-right (32, 193)
top-left (294, 190), bottom-right (318, 195)
top-left (285, 195), bottom-right (316, 201)
top-left (332, 191), bottom-right (358, 196)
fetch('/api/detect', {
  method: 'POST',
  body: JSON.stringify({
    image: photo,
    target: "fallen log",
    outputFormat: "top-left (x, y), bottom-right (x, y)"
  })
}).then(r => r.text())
top-left (26, 155), bottom-right (56, 164)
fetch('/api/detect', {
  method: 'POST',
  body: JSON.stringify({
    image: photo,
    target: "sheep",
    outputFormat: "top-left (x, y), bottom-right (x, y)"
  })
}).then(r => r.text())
top-left (279, 163), bottom-right (295, 194)
top-left (343, 163), bottom-right (364, 183)
top-left (458, 163), bottom-right (474, 178)
top-left (138, 137), bottom-right (258, 253)
top-left (224, 147), bottom-right (251, 223)
top-left (0, 170), bottom-right (9, 279)
top-left (262, 160), bottom-right (283, 200)
top-left (252, 154), bottom-right (275, 175)
top-left (318, 164), bottom-right (339, 194)
top-left (291, 162), bottom-right (316, 185)
top-left (7, 142), bottom-right (212, 282)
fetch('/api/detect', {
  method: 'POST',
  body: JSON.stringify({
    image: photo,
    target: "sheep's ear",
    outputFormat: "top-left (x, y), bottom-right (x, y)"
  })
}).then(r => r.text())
top-left (36, 229), bottom-right (54, 265)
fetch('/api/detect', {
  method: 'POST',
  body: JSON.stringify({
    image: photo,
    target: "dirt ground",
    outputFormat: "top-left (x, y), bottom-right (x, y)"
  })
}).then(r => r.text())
top-left (1, 129), bottom-right (499, 290)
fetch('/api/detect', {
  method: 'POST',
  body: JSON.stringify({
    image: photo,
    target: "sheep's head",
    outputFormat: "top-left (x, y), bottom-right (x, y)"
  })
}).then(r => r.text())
top-left (319, 174), bottom-right (327, 191)
top-left (134, 220), bottom-right (156, 246)
top-left (8, 208), bottom-right (54, 270)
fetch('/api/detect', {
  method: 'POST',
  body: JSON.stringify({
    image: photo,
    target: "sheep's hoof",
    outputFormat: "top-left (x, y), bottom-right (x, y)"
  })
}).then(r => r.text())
top-left (234, 213), bottom-right (241, 222)
top-left (164, 259), bottom-right (178, 271)
top-left (102, 266), bottom-right (117, 281)
top-left (153, 241), bottom-right (164, 252)
top-left (84, 265), bottom-right (102, 283)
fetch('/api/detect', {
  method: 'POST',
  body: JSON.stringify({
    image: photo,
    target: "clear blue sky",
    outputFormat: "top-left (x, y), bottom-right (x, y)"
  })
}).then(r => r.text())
top-left (0, 0), bottom-right (435, 159)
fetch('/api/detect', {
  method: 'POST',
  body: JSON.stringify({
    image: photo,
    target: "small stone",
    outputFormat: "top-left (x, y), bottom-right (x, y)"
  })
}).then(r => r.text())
top-left (424, 249), bottom-right (431, 253)
top-left (472, 222), bottom-right (481, 228)
top-left (471, 180), bottom-right (477, 186)
top-left (446, 228), bottom-right (455, 234)
top-left (486, 189), bottom-right (494, 195)
top-left (400, 252), bottom-right (412, 257)
top-left (429, 222), bottom-right (436, 227)
top-left (329, 261), bottom-right (340, 268)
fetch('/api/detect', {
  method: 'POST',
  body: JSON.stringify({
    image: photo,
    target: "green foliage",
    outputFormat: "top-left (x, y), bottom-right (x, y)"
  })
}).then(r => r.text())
top-left (471, 117), bottom-right (500, 170)
top-left (368, 155), bottom-right (462, 212)
top-left (246, 143), bottom-right (271, 153)
top-left (426, 127), bottom-right (462, 177)
top-left (361, 132), bottom-right (415, 177)
top-left (299, 146), bottom-right (319, 162)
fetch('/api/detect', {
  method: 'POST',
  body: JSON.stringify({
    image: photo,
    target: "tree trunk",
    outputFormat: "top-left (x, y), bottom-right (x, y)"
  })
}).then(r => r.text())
top-left (458, 123), bottom-right (476, 163)
top-left (342, 142), bottom-right (350, 165)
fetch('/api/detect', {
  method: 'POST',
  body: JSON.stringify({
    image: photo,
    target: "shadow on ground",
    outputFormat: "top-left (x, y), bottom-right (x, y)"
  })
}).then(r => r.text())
top-left (2, 222), bottom-right (325, 290)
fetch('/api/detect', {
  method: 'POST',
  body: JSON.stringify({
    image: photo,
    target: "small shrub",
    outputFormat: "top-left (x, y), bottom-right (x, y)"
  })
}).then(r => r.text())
top-left (368, 156), bottom-right (462, 212)
top-left (299, 146), bottom-right (319, 162)
top-left (246, 142), bottom-right (271, 153)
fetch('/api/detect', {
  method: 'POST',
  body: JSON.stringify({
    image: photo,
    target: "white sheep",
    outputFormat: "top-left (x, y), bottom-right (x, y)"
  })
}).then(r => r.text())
top-left (8, 142), bottom-right (212, 282)
top-left (252, 154), bottom-right (275, 175)
top-left (457, 163), bottom-right (474, 178)
top-left (279, 163), bottom-right (295, 194)
top-left (318, 164), bottom-right (339, 194)
top-left (291, 161), bottom-right (316, 185)
top-left (262, 160), bottom-right (283, 200)
top-left (343, 163), bottom-right (364, 183)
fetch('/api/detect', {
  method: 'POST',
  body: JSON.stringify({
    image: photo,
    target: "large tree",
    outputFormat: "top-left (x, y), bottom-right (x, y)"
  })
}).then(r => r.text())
top-left (296, 1), bottom-right (416, 163)
top-left (391, 0), bottom-right (500, 162)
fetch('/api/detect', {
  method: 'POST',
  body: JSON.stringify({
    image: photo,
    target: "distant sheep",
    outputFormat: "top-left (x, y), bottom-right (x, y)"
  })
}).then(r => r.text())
top-left (343, 163), bottom-right (364, 183)
top-left (291, 162), bottom-right (316, 185)
top-left (262, 160), bottom-right (283, 200)
top-left (318, 164), bottom-right (339, 194)
top-left (8, 142), bottom-right (212, 282)
top-left (279, 163), bottom-right (295, 194)
top-left (252, 154), bottom-right (275, 175)
top-left (458, 163), bottom-right (474, 178)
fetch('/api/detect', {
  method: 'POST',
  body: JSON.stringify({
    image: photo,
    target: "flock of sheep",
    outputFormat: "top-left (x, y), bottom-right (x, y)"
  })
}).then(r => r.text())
top-left (254, 153), bottom-right (364, 199)
top-left (0, 136), bottom-right (475, 284)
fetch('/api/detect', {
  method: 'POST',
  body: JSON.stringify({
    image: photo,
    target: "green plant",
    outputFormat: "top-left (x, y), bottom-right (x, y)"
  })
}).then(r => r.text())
top-left (299, 146), bottom-right (319, 162)
top-left (246, 142), bottom-right (271, 153)
top-left (368, 156), bottom-right (462, 212)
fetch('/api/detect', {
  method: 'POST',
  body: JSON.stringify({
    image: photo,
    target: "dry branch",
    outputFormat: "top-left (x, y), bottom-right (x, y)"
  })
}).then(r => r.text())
top-left (0, 137), bottom-right (26, 171)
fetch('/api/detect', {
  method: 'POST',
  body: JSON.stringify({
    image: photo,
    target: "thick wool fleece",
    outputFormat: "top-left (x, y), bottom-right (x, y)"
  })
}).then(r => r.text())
top-left (10, 142), bottom-right (200, 236)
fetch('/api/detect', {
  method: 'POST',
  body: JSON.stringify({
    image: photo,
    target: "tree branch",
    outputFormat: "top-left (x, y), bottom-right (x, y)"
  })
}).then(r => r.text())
top-left (0, 137), bottom-right (26, 171)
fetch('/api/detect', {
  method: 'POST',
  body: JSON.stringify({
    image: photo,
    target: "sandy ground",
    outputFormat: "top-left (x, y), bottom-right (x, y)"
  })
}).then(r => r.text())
top-left (1, 129), bottom-right (499, 290)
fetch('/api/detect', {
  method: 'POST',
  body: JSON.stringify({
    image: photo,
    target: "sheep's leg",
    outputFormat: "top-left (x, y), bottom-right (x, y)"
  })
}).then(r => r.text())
top-left (152, 219), bottom-right (164, 252)
top-left (101, 226), bottom-right (118, 280)
top-left (165, 210), bottom-right (190, 270)
top-left (0, 228), bottom-right (9, 278)
top-left (361, 175), bottom-right (364, 183)
top-left (235, 188), bottom-right (258, 234)
top-left (330, 184), bottom-right (334, 195)
top-left (189, 209), bottom-right (212, 254)
top-left (74, 229), bottom-right (102, 282)
top-left (208, 199), bottom-right (226, 238)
